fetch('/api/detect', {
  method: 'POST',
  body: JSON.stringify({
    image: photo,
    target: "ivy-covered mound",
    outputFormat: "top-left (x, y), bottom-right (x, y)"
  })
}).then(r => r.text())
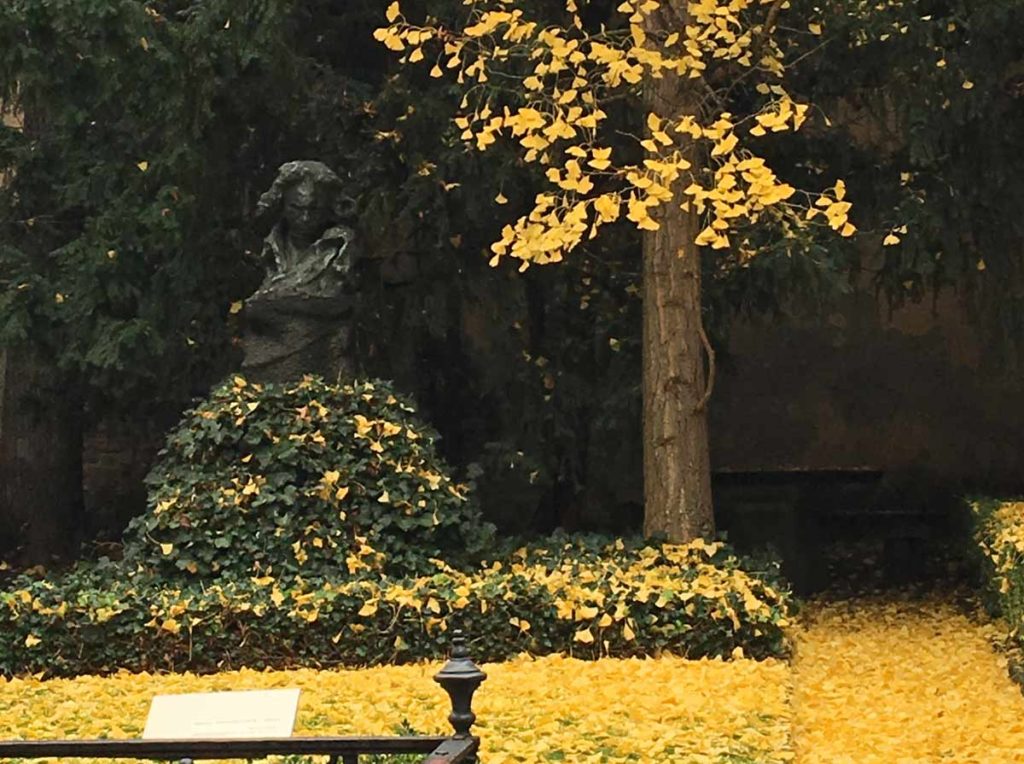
top-left (0, 538), bottom-right (793, 678)
top-left (124, 375), bottom-right (494, 578)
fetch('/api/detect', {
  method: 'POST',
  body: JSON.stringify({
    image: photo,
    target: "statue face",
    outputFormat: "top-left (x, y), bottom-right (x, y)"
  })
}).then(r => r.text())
top-left (283, 181), bottom-right (331, 241)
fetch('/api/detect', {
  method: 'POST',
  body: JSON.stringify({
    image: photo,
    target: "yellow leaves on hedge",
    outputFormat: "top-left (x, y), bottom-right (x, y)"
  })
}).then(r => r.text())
top-left (377, 0), bottom-right (853, 268)
top-left (793, 599), bottom-right (1024, 763)
top-left (574, 627), bottom-right (595, 644)
top-left (160, 618), bottom-right (181, 635)
top-left (974, 500), bottom-right (1024, 616)
top-left (0, 654), bottom-right (792, 763)
top-left (976, 501), bottom-right (1024, 573)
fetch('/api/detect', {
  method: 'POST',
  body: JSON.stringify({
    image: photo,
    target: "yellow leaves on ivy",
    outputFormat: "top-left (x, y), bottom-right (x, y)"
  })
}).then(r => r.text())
top-left (509, 615), bottom-right (531, 632)
top-left (160, 618), bottom-right (181, 635)
top-left (573, 626), bottom-right (595, 644)
top-left (974, 501), bottom-right (1024, 597)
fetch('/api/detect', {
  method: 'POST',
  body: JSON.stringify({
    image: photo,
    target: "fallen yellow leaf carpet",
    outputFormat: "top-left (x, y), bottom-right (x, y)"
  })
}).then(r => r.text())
top-left (0, 654), bottom-right (792, 763)
top-left (792, 598), bottom-right (1024, 763)
top-left (6, 598), bottom-right (1024, 762)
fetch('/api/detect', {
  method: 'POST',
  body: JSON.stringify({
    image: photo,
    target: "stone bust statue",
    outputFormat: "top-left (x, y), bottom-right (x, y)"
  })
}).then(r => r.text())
top-left (242, 161), bottom-right (360, 383)
top-left (253, 160), bottom-right (357, 299)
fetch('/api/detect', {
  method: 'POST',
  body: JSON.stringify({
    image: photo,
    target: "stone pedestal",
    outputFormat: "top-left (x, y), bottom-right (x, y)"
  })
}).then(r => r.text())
top-left (241, 294), bottom-right (354, 384)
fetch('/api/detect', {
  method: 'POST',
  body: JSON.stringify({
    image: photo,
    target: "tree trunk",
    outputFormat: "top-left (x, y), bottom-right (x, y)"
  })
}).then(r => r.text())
top-left (0, 343), bottom-right (84, 565)
top-left (641, 1), bottom-right (715, 542)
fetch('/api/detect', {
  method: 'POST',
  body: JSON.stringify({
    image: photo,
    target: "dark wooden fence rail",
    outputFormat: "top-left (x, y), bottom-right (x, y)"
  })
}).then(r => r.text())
top-left (0, 632), bottom-right (486, 764)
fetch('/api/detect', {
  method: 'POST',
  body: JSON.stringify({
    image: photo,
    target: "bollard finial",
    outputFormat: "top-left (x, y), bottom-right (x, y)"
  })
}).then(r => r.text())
top-left (434, 629), bottom-right (487, 740)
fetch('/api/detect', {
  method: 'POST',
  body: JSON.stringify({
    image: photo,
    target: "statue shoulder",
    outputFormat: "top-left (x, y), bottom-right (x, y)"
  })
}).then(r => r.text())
top-left (320, 224), bottom-right (355, 244)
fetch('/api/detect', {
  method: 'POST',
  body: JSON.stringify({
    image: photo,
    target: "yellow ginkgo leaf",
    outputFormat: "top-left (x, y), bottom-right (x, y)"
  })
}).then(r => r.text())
top-left (161, 618), bottom-right (180, 635)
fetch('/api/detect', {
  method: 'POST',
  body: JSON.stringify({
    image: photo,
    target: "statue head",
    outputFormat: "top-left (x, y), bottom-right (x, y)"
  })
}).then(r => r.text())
top-left (256, 161), bottom-right (355, 246)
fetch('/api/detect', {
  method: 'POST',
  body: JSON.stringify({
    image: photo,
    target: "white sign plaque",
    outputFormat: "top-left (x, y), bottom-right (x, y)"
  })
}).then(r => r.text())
top-left (142, 688), bottom-right (301, 740)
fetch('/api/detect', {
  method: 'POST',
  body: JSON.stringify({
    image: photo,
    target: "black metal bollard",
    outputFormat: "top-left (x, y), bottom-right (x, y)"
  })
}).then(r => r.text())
top-left (434, 630), bottom-right (486, 746)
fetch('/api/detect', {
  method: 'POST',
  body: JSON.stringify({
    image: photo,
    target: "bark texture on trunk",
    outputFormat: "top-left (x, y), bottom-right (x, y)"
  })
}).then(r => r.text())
top-left (641, 1), bottom-right (715, 542)
top-left (0, 344), bottom-right (83, 564)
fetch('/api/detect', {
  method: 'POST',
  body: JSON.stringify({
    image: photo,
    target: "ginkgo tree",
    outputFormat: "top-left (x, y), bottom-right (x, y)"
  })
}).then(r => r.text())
top-left (376, 0), bottom-right (854, 541)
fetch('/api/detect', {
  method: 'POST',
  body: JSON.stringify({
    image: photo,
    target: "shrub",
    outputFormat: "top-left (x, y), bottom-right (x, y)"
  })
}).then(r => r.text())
top-left (971, 498), bottom-right (1024, 629)
top-left (0, 538), bottom-right (792, 678)
top-left (123, 375), bottom-right (494, 579)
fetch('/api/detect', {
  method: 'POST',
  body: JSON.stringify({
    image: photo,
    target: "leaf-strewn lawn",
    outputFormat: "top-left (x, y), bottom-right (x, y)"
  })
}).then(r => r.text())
top-left (0, 654), bottom-right (793, 763)
top-left (10, 597), bottom-right (1024, 763)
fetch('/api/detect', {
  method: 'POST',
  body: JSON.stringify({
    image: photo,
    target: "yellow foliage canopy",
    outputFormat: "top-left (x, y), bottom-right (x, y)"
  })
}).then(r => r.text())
top-left (376, 0), bottom-right (854, 271)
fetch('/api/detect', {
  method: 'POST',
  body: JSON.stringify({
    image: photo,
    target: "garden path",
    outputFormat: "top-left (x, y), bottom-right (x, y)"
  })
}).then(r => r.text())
top-left (791, 597), bottom-right (1024, 763)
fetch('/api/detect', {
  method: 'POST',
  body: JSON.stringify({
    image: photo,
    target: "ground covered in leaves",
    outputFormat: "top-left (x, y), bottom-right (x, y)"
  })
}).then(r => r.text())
top-left (0, 654), bottom-right (792, 764)
top-left (8, 596), bottom-right (1024, 762)
top-left (792, 597), bottom-right (1024, 763)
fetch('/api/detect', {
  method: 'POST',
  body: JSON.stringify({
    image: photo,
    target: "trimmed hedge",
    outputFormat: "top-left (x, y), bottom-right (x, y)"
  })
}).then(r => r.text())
top-left (972, 498), bottom-right (1024, 630)
top-left (1, 538), bottom-right (792, 677)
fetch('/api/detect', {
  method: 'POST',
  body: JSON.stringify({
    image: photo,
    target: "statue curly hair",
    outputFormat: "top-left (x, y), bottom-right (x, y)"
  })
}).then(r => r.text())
top-left (255, 160), bottom-right (355, 224)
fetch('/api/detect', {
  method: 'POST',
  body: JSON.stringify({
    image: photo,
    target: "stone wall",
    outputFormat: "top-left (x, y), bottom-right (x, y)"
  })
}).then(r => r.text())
top-left (710, 288), bottom-right (1024, 491)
